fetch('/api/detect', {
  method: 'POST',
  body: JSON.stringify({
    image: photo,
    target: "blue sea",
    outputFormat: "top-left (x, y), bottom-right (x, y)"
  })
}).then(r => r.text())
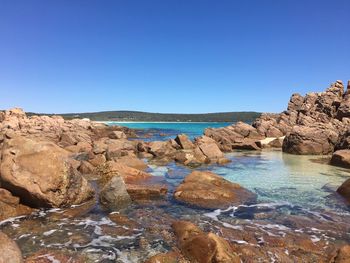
top-left (106, 121), bottom-right (231, 140)
top-left (1, 122), bottom-right (349, 261)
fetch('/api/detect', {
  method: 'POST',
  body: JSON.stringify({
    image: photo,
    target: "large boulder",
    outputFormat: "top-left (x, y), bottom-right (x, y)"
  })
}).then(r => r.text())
top-left (0, 188), bottom-right (34, 221)
top-left (0, 137), bottom-right (94, 208)
top-left (174, 171), bottom-right (256, 209)
top-left (172, 220), bottom-right (240, 263)
top-left (195, 136), bottom-right (225, 160)
top-left (330, 150), bottom-right (350, 168)
top-left (175, 134), bottom-right (194, 150)
top-left (337, 178), bottom-right (350, 203)
top-left (99, 176), bottom-right (132, 210)
top-left (96, 161), bottom-right (151, 184)
top-left (282, 124), bottom-right (339, 155)
top-left (0, 231), bottom-right (23, 263)
top-left (330, 245), bottom-right (350, 263)
top-left (148, 141), bottom-right (176, 158)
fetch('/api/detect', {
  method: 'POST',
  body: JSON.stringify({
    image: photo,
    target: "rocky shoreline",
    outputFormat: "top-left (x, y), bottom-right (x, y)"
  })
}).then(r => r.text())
top-left (0, 80), bottom-right (349, 262)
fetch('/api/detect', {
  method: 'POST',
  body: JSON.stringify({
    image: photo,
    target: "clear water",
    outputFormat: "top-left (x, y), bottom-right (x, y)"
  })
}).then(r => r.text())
top-left (107, 122), bottom-right (231, 140)
top-left (1, 124), bottom-right (350, 262)
top-left (151, 150), bottom-right (350, 212)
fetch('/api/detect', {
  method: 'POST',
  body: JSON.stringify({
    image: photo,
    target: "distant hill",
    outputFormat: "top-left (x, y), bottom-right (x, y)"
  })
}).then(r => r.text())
top-left (26, 111), bottom-right (261, 123)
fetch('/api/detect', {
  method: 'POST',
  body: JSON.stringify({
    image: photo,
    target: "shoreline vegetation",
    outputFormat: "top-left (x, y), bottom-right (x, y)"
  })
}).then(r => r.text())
top-left (26, 110), bottom-right (261, 123)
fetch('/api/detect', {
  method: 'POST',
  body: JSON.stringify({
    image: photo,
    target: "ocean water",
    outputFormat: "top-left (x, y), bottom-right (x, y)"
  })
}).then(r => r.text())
top-left (1, 123), bottom-right (350, 262)
top-left (107, 122), bottom-right (231, 140)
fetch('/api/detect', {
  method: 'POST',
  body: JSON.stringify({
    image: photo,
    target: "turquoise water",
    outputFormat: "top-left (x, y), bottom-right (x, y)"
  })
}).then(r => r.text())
top-left (107, 122), bottom-right (231, 140)
top-left (1, 124), bottom-right (350, 262)
top-left (149, 151), bottom-right (350, 212)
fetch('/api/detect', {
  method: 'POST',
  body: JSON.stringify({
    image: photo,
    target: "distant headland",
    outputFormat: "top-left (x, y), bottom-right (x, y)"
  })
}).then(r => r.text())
top-left (25, 111), bottom-right (261, 123)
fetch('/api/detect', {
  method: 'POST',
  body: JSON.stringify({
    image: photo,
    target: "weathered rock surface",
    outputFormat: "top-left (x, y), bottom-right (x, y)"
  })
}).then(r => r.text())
top-left (203, 80), bottom-right (350, 156)
top-left (174, 171), bottom-right (256, 209)
top-left (97, 161), bottom-right (151, 184)
top-left (0, 188), bottom-right (34, 221)
top-left (99, 176), bottom-right (132, 210)
top-left (337, 178), bottom-right (350, 203)
top-left (330, 245), bottom-right (350, 263)
top-left (172, 220), bottom-right (240, 263)
top-left (0, 231), bottom-right (23, 263)
top-left (0, 137), bottom-right (94, 208)
top-left (330, 150), bottom-right (350, 168)
top-left (145, 251), bottom-right (184, 263)
top-left (282, 124), bottom-right (339, 155)
top-left (175, 134), bottom-right (194, 150)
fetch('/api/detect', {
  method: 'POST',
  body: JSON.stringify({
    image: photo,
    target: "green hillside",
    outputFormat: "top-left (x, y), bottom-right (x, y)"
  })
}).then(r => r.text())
top-left (26, 111), bottom-right (261, 123)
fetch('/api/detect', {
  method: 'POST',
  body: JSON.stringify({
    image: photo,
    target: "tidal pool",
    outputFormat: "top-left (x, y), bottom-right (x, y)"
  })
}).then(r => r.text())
top-left (1, 150), bottom-right (349, 262)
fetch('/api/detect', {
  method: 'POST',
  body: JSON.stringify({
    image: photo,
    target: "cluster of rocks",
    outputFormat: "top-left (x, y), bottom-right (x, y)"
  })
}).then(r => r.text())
top-left (203, 80), bottom-right (350, 204)
top-left (0, 108), bottom-right (258, 262)
top-left (205, 80), bottom-right (350, 156)
top-left (0, 77), bottom-right (349, 262)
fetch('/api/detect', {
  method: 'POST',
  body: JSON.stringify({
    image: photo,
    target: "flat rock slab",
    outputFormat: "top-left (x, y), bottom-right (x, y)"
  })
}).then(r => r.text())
top-left (174, 171), bottom-right (256, 209)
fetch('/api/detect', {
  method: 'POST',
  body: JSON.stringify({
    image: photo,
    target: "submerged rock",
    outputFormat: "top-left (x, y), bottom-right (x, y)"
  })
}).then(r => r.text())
top-left (99, 176), bottom-right (132, 210)
top-left (0, 231), bottom-right (23, 263)
top-left (172, 220), bottom-right (240, 263)
top-left (145, 251), bottom-right (183, 263)
top-left (0, 136), bottom-right (94, 208)
top-left (337, 178), bottom-right (350, 204)
top-left (174, 171), bottom-right (256, 209)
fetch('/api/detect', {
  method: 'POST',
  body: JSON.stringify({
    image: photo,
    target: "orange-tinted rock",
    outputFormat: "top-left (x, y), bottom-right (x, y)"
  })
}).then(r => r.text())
top-left (330, 245), bottom-right (350, 263)
top-left (174, 171), bottom-right (256, 209)
top-left (175, 134), bottom-right (194, 150)
top-left (0, 188), bottom-right (34, 221)
top-left (0, 137), bottom-right (94, 208)
top-left (97, 161), bottom-right (151, 185)
top-left (337, 178), bottom-right (350, 203)
top-left (126, 183), bottom-right (168, 201)
top-left (144, 251), bottom-right (183, 263)
top-left (331, 150), bottom-right (350, 168)
top-left (114, 155), bottom-right (148, 170)
top-left (172, 221), bottom-right (240, 263)
top-left (0, 231), bottom-right (23, 263)
top-left (99, 176), bottom-right (132, 210)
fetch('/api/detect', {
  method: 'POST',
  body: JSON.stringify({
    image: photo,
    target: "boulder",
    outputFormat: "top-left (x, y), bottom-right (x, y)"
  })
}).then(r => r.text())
top-left (108, 130), bottom-right (127, 139)
top-left (330, 245), bottom-right (350, 263)
top-left (89, 154), bottom-right (106, 167)
top-left (0, 137), bottom-right (94, 208)
top-left (126, 182), bottom-right (168, 200)
top-left (0, 188), bottom-right (34, 221)
top-left (78, 160), bottom-right (95, 174)
top-left (336, 178), bottom-right (350, 203)
top-left (195, 136), bottom-right (224, 160)
top-left (99, 176), bottom-right (132, 210)
top-left (114, 155), bottom-right (148, 170)
top-left (330, 150), bottom-right (350, 168)
top-left (282, 124), bottom-right (338, 155)
top-left (172, 221), bottom-right (240, 263)
top-left (174, 134), bottom-right (194, 150)
top-left (0, 231), bottom-right (23, 263)
top-left (105, 139), bottom-right (136, 160)
top-left (174, 171), bottom-right (256, 209)
top-left (148, 141), bottom-right (176, 157)
top-left (96, 161), bottom-right (151, 185)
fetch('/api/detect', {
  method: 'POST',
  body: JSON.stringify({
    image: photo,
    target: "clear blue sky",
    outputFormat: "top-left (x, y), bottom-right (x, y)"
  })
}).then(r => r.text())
top-left (0, 0), bottom-right (349, 113)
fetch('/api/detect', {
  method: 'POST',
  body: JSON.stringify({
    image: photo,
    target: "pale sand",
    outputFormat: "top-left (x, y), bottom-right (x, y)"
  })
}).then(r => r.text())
top-left (260, 136), bottom-right (285, 145)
